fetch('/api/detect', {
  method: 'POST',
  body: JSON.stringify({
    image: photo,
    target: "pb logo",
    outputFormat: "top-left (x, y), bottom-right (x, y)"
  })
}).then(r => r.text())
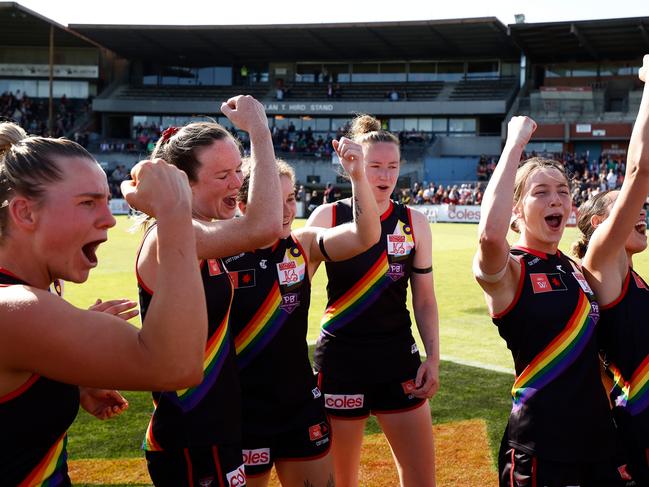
top-left (226, 464), bottom-right (246, 487)
top-left (243, 448), bottom-right (270, 466)
top-left (324, 394), bottom-right (364, 410)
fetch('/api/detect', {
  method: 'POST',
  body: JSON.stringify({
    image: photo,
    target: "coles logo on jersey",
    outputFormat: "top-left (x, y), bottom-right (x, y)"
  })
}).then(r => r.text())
top-left (280, 292), bottom-right (300, 313)
top-left (324, 394), bottom-right (364, 410)
top-left (243, 448), bottom-right (270, 466)
top-left (207, 259), bottom-right (224, 276)
top-left (226, 464), bottom-right (246, 487)
top-left (572, 271), bottom-right (593, 295)
top-left (309, 422), bottom-right (329, 441)
top-left (530, 273), bottom-right (567, 294)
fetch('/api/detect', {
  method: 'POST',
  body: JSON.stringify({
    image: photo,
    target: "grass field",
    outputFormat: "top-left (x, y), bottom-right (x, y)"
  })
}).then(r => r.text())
top-left (63, 217), bottom-right (649, 486)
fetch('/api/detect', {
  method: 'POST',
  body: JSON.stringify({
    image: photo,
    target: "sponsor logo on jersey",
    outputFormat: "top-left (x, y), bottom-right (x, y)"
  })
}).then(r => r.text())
top-left (324, 393), bottom-right (364, 410)
top-left (572, 271), bottom-right (593, 294)
top-left (528, 257), bottom-right (541, 266)
top-left (556, 264), bottom-right (566, 274)
top-left (224, 253), bottom-right (245, 264)
top-left (277, 260), bottom-right (301, 285)
top-left (280, 292), bottom-right (300, 313)
top-left (411, 343), bottom-right (419, 354)
top-left (198, 477), bottom-right (214, 487)
top-left (530, 273), bottom-right (567, 293)
top-left (207, 259), bottom-right (224, 276)
top-left (231, 269), bottom-right (256, 288)
top-left (226, 464), bottom-right (246, 487)
top-left (387, 234), bottom-right (409, 256)
top-left (387, 262), bottom-right (404, 281)
top-left (312, 387), bottom-right (321, 399)
top-left (633, 273), bottom-right (648, 290)
top-left (243, 448), bottom-right (270, 466)
top-left (309, 422), bottom-right (330, 441)
top-left (401, 379), bottom-right (417, 395)
top-left (259, 259), bottom-right (268, 270)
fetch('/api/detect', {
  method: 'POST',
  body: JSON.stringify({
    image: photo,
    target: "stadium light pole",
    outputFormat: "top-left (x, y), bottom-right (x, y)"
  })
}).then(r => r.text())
top-left (48, 24), bottom-right (54, 136)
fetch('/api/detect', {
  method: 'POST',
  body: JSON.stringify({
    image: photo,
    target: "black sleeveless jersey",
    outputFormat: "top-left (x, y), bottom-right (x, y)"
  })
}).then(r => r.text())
top-left (137, 233), bottom-right (241, 450)
top-left (0, 269), bottom-right (79, 486)
top-left (493, 247), bottom-right (616, 462)
top-left (314, 199), bottom-right (420, 382)
top-left (227, 235), bottom-right (318, 434)
top-left (599, 268), bottom-right (649, 448)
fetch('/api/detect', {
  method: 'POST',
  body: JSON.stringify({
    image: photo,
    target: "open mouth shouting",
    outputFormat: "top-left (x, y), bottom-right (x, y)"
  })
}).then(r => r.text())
top-left (544, 213), bottom-right (564, 230)
top-left (635, 220), bottom-right (647, 236)
top-left (81, 239), bottom-right (105, 267)
top-left (223, 195), bottom-right (237, 211)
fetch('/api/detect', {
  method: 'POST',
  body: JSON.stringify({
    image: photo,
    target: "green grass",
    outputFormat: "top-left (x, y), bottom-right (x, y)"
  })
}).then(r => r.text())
top-left (64, 216), bottom-right (649, 468)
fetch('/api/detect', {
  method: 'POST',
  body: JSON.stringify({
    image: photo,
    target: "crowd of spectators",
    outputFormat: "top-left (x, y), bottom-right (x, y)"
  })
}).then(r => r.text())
top-left (1, 90), bottom-right (83, 137)
top-left (399, 181), bottom-right (484, 206)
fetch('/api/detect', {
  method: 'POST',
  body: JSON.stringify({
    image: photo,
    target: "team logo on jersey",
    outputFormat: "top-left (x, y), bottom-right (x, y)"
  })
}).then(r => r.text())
top-left (387, 221), bottom-right (415, 258)
top-left (243, 448), bottom-right (270, 466)
top-left (401, 379), bottom-right (417, 396)
top-left (280, 292), bottom-right (300, 313)
top-left (207, 259), bottom-right (224, 276)
top-left (572, 271), bottom-right (593, 295)
top-left (633, 273), bottom-right (648, 290)
top-left (324, 394), bottom-right (364, 410)
top-left (309, 422), bottom-right (330, 441)
top-left (530, 273), bottom-right (567, 293)
top-left (387, 262), bottom-right (404, 281)
top-left (226, 465), bottom-right (246, 487)
top-left (231, 269), bottom-right (256, 288)
top-left (312, 387), bottom-right (321, 399)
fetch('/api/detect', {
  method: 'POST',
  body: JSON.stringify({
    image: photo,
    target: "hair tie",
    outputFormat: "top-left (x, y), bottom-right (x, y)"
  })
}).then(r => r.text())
top-left (161, 126), bottom-right (180, 143)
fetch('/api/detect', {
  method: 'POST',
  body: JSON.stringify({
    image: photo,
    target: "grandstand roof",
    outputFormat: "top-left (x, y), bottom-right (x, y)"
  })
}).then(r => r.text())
top-left (508, 16), bottom-right (649, 62)
top-left (70, 17), bottom-right (519, 66)
top-left (0, 2), bottom-right (98, 48)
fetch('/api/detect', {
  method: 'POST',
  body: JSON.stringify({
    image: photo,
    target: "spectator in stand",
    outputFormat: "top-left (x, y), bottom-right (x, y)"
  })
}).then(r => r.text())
top-left (607, 168), bottom-right (618, 190)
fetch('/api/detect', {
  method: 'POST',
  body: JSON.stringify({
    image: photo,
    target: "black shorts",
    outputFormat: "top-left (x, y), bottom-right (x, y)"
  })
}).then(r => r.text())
top-left (498, 447), bottom-right (628, 487)
top-left (317, 369), bottom-right (425, 419)
top-left (146, 444), bottom-right (245, 487)
top-left (242, 401), bottom-right (331, 476)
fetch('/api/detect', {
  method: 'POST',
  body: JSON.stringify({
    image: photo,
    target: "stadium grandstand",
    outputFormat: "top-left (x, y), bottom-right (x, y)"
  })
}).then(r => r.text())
top-left (1, 1), bottom-right (647, 213)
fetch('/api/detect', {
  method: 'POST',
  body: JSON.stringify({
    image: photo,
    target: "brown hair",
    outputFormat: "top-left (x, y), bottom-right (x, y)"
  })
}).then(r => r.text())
top-left (151, 122), bottom-right (241, 182)
top-left (571, 190), bottom-right (613, 258)
top-left (348, 114), bottom-right (400, 149)
top-left (511, 157), bottom-right (571, 233)
top-left (0, 121), bottom-right (94, 240)
top-left (237, 158), bottom-right (295, 203)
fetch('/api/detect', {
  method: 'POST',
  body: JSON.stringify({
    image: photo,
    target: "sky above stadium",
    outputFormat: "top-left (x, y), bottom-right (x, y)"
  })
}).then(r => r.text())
top-left (16, 0), bottom-right (649, 26)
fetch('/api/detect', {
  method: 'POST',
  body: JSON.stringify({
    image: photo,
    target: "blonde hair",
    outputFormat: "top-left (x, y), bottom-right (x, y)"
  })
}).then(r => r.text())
top-left (571, 190), bottom-right (613, 258)
top-left (237, 158), bottom-right (294, 203)
top-left (348, 114), bottom-right (399, 148)
top-left (511, 157), bottom-right (571, 233)
top-left (0, 122), bottom-right (94, 240)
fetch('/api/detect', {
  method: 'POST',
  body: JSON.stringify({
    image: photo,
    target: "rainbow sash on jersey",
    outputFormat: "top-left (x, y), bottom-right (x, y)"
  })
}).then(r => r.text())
top-left (511, 292), bottom-right (597, 411)
top-left (18, 433), bottom-right (67, 486)
top-left (628, 355), bottom-right (649, 416)
top-left (170, 312), bottom-right (231, 412)
top-left (235, 282), bottom-right (289, 368)
top-left (320, 251), bottom-right (391, 334)
top-left (608, 362), bottom-right (630, 408)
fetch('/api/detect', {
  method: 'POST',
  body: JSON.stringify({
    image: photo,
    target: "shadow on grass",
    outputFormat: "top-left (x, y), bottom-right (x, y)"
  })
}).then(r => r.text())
top-left (69, 357), bottom-right (513, 476)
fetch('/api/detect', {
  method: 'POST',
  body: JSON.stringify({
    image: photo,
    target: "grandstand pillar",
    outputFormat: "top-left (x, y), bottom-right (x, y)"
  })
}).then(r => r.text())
top-left (48, 24), bottom-right (54, 136)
